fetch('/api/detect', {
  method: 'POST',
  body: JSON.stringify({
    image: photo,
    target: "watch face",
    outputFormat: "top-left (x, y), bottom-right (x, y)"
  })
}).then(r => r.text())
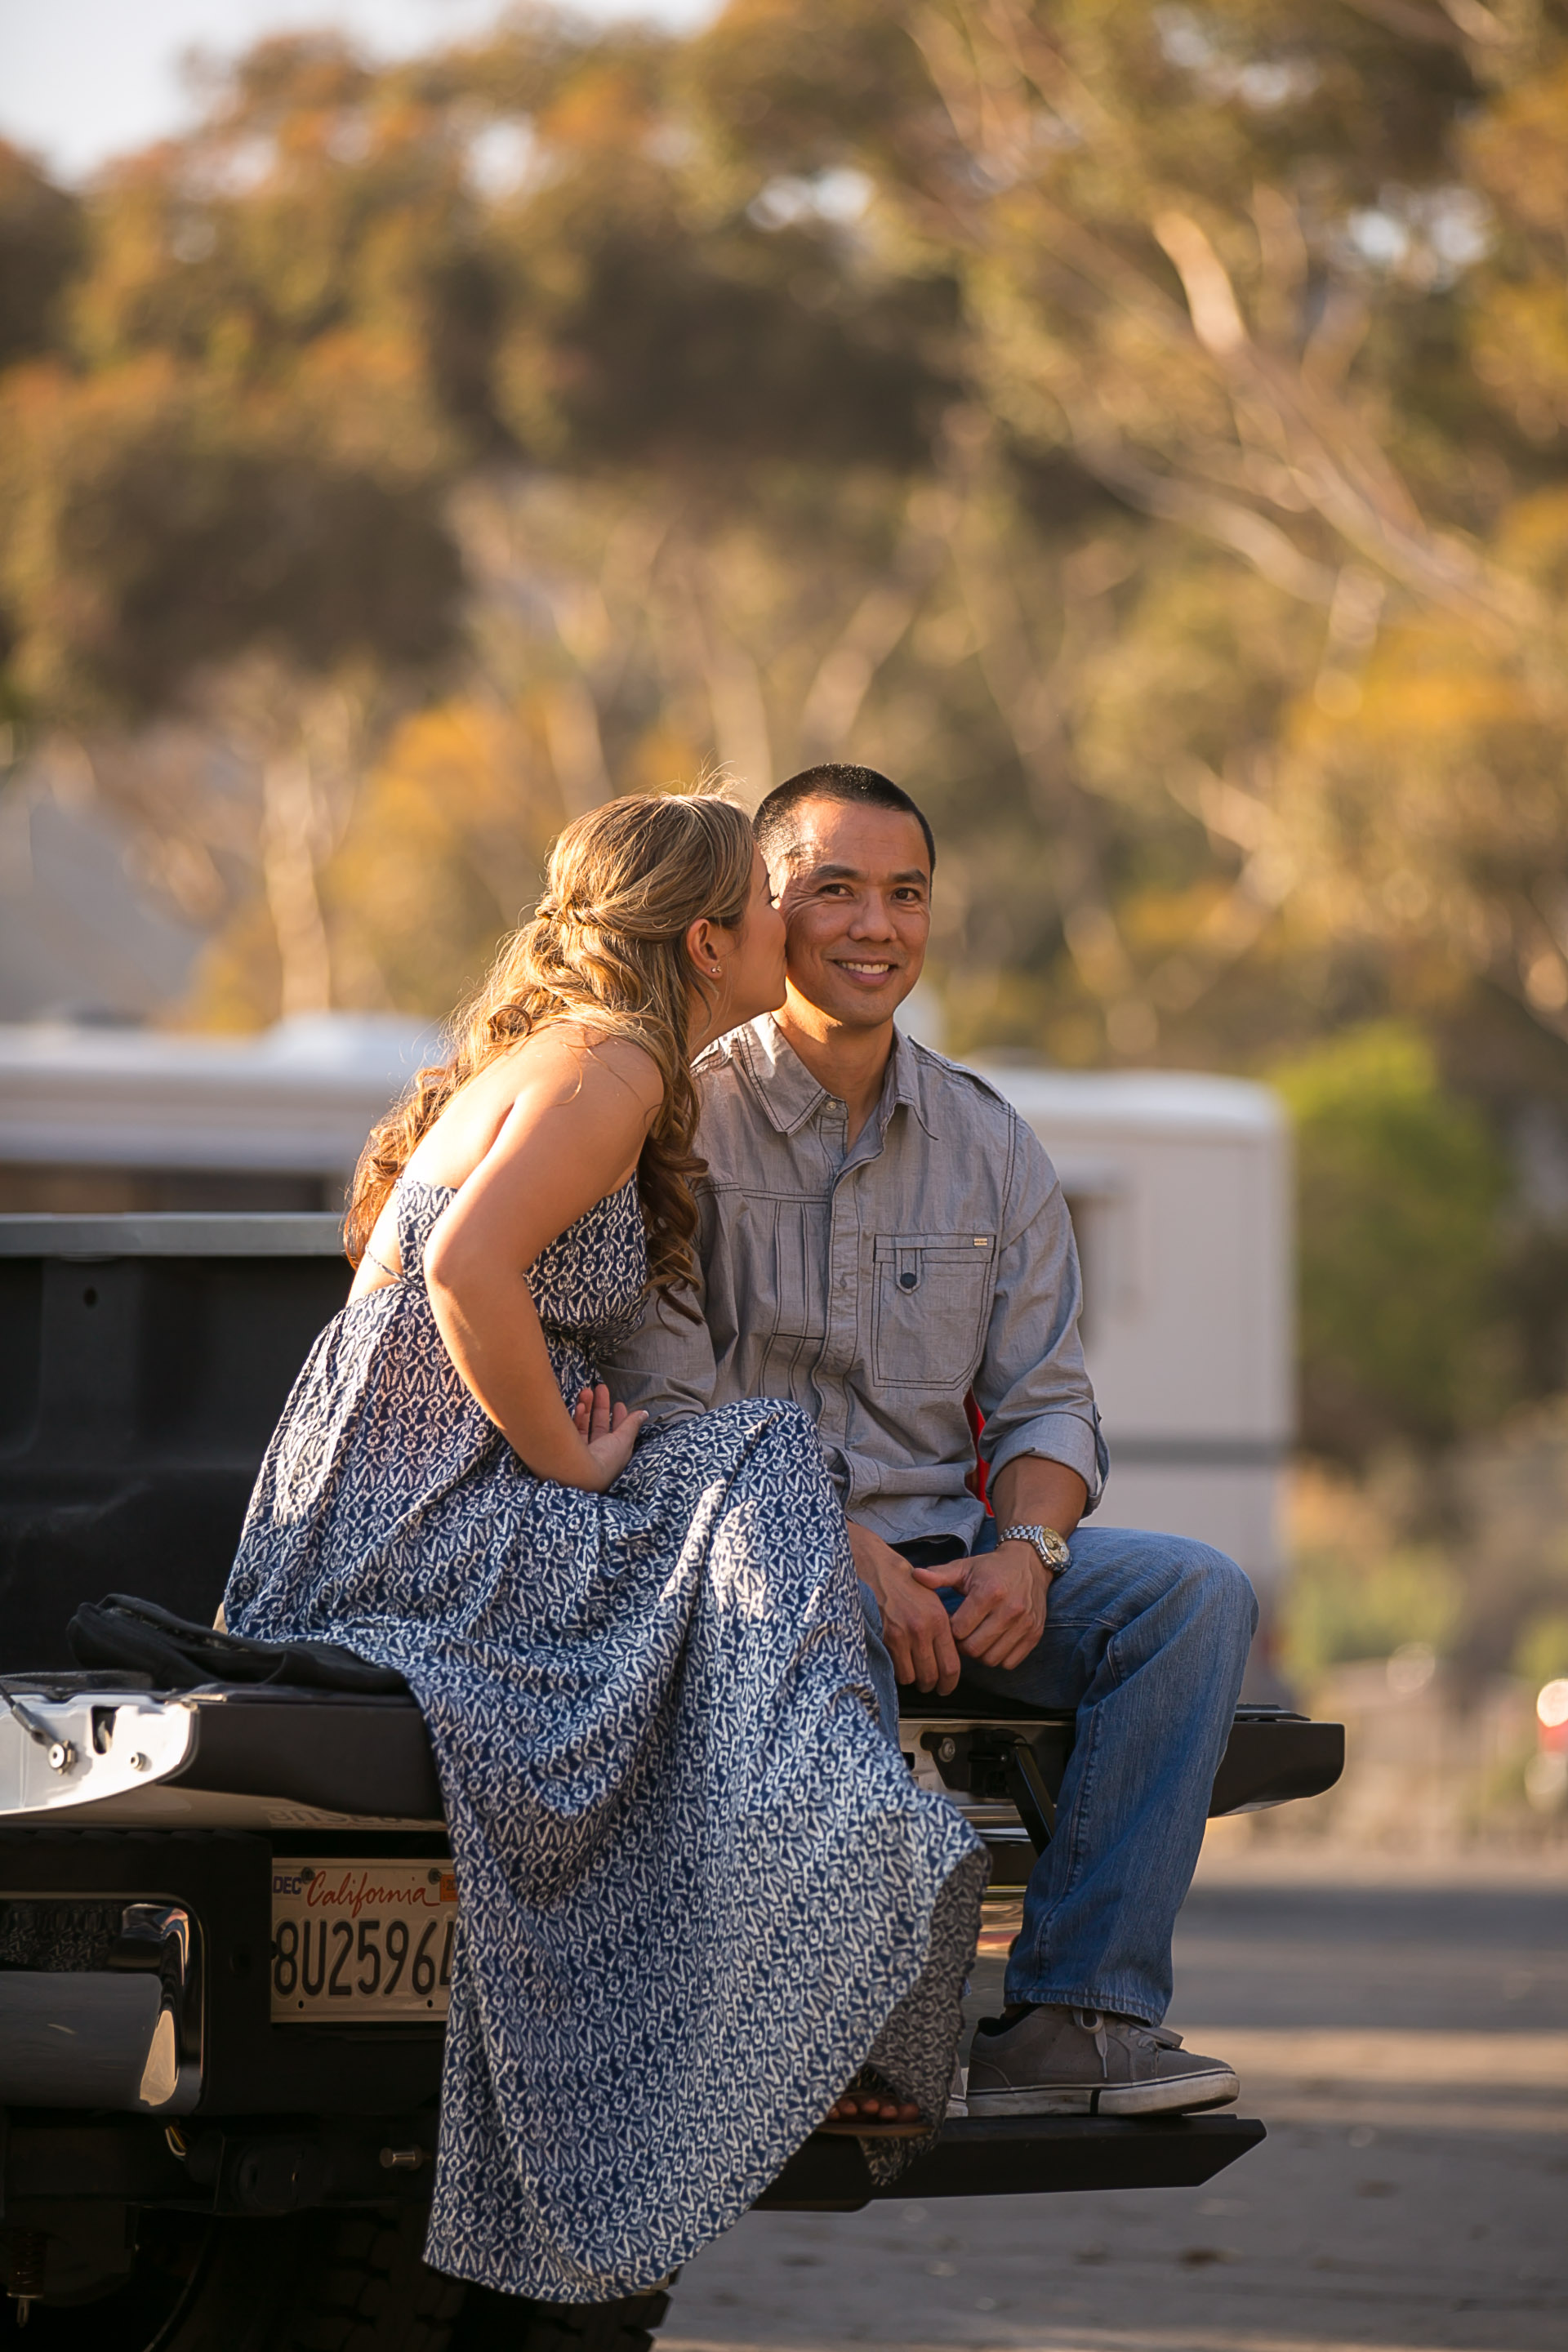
top-left (1006, 1525), bottom-right (1070, 1572)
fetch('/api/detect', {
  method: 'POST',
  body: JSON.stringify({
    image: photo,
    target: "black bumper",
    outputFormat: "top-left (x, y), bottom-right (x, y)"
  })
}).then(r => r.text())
top-left (0, 2109), bottom-right (1265, 2221)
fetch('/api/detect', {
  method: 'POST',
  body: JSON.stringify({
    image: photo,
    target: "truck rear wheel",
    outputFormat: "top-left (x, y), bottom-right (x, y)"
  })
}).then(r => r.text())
top-left (2, 2205), bottom-right (675, 2352)
top-left (2, 2204), bottom-right (462, 2350)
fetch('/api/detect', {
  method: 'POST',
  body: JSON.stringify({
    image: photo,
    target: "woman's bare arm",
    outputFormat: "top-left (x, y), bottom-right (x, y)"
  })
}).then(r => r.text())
top-left (421, 1031), bottom-right (662, 1492)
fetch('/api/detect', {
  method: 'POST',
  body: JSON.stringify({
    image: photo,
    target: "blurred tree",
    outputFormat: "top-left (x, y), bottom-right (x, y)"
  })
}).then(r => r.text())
top-left (1274, 1022), bottom-right (1510, 1457)
top-left (1448, 1396), bottom-right (1568, 1688)
top-left (2, 0), bottom-right (1568, 1130)
top-left (1285, 1541), bottom-right (1462, 1681)
top-left (0, 346), bottom-right (462, 1014)
top-left (325, 694), bottom-right (563, 1020)
top-left (1515, 1609), bottom-right (1568, 1690)
top-left (909, 0), bottom-right (1568, 1062)
top-left (0, 37), bottom-right (473, 1016)
top-left (0, 355), bottom-right (457, 722)
top-left (0, 142), bottom-right (82, 371)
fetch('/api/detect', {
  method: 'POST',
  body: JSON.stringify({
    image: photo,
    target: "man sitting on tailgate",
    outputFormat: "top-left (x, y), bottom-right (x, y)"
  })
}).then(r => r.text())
top-left (604, 764), bottom-right (1255, 2119)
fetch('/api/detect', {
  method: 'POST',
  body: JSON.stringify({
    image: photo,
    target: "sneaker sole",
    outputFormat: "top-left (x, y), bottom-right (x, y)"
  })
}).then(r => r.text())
top-left (966, 2069), bottom-right (1241, 2119)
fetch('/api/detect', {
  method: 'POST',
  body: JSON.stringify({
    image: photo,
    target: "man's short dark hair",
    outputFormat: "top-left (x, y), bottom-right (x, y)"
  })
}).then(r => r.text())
top-left (754, 764), bottom-right (936, 876)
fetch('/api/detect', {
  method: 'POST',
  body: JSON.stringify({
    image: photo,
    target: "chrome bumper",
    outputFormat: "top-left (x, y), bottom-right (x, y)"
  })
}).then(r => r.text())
top-left (1, 1689), bottom-right (194, 1818)
top-left (0, 1903), bottom-right (202, 2114)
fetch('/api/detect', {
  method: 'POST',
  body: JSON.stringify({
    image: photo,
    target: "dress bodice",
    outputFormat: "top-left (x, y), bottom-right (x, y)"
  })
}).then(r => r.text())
top-left (394, 1174), bottom-right (648, 1396)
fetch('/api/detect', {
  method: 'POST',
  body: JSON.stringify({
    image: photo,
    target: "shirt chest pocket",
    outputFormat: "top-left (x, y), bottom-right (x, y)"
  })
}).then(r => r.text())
top-left (871, 1232), bottom-right (995, 1391)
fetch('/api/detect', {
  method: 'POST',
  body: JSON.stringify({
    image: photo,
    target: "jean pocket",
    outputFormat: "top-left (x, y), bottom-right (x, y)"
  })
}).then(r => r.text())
top-left (871, 1232), bottom-right (994, 1389)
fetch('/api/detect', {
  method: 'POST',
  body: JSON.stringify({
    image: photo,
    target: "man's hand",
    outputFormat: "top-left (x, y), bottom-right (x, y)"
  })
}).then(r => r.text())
top-left (847, 1521), bottom-right (962, 1695)
top-left (912, 1539), bottom-right (1051, 1674)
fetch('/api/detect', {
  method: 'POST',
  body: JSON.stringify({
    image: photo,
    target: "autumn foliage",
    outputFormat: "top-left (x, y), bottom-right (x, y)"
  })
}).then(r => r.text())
top-left (8, 0), bottom-right (1568, 1468)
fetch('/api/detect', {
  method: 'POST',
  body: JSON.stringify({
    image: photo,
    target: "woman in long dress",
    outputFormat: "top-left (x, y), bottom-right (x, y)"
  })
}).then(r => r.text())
top-left (224, 791), bottom-right (986, 2302)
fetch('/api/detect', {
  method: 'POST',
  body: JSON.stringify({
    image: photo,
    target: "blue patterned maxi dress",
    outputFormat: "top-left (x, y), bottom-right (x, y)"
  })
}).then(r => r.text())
top-left (225, 1175), bottom-right (987, 2301)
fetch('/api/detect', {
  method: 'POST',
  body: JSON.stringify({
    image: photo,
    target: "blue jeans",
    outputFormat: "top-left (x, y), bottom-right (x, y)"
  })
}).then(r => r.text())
top-left (858, 1522), bottom-right (1256, 2026)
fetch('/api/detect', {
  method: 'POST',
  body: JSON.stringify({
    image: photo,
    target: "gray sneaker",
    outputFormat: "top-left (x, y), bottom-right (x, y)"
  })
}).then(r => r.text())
top-left (966, 2006), bottom-right (1240, 2118)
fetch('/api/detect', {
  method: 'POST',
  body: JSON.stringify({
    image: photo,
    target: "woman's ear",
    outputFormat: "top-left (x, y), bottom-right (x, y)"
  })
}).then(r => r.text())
top-left (685, 916), bottom-right (723, 983)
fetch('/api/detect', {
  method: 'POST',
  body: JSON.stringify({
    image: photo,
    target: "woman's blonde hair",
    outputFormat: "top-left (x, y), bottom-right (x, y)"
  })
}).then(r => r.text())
top-left (346, 791), bottom-right (756, 1311)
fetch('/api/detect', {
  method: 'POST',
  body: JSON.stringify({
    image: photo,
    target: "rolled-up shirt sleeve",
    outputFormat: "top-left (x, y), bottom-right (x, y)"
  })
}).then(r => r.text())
top-left (974, 1117), bottom-right (1108, 1512)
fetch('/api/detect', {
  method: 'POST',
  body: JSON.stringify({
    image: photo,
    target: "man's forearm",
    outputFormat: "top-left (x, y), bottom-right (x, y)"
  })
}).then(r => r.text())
top-left (987, 1455), bottom-right (1088, 1543)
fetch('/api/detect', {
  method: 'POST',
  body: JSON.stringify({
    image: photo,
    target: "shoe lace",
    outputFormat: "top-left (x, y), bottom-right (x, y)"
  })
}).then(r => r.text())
top-left (1072, 2007), bottom-right (1111, 2075)
top-left (1071, 2009), bottom-right (1175, 2077)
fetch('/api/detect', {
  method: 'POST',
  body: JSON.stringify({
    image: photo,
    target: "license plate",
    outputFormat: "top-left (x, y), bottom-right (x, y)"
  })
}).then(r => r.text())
top-left (270, 1860), bottom-right (457, 2022)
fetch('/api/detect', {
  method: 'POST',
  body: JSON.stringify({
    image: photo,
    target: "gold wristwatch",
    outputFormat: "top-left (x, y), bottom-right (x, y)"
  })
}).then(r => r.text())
top-left (1000, 1523), bottom-right (1071, 1579)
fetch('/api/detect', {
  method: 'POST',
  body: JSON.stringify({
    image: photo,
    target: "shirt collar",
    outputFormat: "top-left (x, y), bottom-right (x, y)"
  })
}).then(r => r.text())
top-left (734, 1014), bottom-right (938, 1141)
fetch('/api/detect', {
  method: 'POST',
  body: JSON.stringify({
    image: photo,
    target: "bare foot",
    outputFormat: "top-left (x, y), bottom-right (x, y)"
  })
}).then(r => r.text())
top-left (823, 2087), bottom-right (923, 2127)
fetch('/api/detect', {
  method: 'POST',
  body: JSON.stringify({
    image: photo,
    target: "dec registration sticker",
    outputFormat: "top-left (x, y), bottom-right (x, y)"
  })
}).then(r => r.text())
top-left (270, 1861), bottom-right (457, 2022)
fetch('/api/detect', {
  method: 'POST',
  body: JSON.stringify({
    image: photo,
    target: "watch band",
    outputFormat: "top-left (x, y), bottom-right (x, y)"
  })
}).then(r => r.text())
top-left (1000, 1523), bottom-right (1071, 1579)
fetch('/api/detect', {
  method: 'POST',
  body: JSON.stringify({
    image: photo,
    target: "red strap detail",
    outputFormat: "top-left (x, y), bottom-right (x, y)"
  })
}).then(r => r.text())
top-left (964, 1389), bottom-right (991, 1514)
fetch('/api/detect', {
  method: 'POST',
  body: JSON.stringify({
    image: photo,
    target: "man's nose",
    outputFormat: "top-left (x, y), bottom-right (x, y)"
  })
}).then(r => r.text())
top-left (848, 891), bottom-right (898, 938)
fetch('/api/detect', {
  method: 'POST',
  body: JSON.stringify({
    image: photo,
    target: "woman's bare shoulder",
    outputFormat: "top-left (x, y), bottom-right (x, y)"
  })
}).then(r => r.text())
top-left (405, 1020), bottom-right (665, 1198)
top-left (527, 1021), bottom-right (665, 1116)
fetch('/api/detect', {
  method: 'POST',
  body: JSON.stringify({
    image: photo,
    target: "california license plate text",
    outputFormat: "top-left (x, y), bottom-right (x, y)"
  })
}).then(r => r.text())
top-left (270, 1861), bottom-right (457, 2021)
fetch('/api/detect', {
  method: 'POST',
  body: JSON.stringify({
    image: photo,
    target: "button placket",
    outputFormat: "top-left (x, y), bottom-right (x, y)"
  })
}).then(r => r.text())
top-left (817, 1095), bottom-right (889, 1425)
top-left (822, 1171), bottom-right (865, 1415)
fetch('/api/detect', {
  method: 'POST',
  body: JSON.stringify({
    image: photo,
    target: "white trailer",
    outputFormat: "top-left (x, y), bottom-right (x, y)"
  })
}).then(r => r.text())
top-left (0, 1021), bottom-right (1294, 1676)
top-left (982, 1067), bottom-right (1293, 1686)
top-left (0, 1014), bottom-right (435, 1212)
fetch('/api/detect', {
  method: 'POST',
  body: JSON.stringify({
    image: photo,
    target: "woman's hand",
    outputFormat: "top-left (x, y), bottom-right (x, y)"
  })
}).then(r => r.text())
top-left (571, 1383), bottom-right (648, 1492)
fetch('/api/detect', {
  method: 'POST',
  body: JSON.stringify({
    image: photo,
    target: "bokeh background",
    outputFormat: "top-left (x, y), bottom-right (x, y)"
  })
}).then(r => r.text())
top-left (4, 0), bottom-right (1568, 1850)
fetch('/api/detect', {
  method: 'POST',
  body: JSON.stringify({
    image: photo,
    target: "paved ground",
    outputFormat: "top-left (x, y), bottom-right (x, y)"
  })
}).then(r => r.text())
top-left (663, 1849), bottom-right (1568, 2352)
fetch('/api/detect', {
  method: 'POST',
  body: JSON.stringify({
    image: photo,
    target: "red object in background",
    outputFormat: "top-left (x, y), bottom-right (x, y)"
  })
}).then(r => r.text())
top-left (1537, 1678), bottom-right (1568, 1752)
top-left (964, 1391), bottom-right (991, 1513)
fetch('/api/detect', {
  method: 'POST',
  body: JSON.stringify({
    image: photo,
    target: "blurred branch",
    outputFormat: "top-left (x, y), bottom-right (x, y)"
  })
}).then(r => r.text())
top-left (677, 559), bottom-right (774, 805)
top-left (934, 424), bottom-right (1153, 1046)
top-left (914, 2), bottom-right (1543, 641)
top-left (1336, 0), bottom-right (1510, 48)
top-left (261, 751), bottom-right (333, 1016)
top-left (796, 490), bottom-right (947, 760)
top-left (540, 677), bottom-right (612, 817)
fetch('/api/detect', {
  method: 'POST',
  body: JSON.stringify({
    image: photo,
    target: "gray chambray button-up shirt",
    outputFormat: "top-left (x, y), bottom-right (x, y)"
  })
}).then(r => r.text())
top-left (603, 1014), bottom-right (1107, 1550)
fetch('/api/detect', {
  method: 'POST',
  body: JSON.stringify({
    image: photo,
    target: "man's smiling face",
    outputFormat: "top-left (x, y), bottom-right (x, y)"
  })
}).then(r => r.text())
top-left (772, 797), bottom-right (932, 1031)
